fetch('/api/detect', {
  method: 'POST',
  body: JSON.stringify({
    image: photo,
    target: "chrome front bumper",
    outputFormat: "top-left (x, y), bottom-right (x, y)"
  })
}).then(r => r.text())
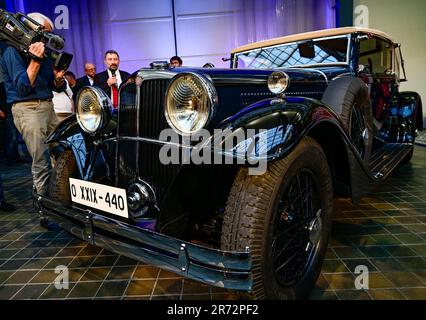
top-left (34, 194), bottom-right (252, 291)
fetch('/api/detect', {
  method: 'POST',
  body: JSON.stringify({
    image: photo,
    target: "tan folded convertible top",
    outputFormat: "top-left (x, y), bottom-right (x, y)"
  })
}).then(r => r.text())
top-left (232, 27), bottom-right (394, 54)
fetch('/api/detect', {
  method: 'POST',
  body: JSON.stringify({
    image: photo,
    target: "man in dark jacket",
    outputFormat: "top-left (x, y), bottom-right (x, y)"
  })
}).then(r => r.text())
top-left (94, 50), bottom-right (130, 109)
top-left (74, 62), bottom-right (96, 97)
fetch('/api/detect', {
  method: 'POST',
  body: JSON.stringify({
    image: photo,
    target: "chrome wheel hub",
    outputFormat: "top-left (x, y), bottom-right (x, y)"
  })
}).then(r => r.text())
top-left (307, 209), bottom-right (322, 247)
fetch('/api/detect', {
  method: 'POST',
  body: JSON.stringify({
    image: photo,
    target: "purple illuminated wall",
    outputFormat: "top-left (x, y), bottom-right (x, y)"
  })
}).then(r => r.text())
top-left (7, 0), bottom-right (336, 77)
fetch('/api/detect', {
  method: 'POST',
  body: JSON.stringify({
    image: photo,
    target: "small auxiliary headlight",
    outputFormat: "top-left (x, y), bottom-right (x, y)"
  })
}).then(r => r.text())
top-left (267, 71), bottom-right (290, 95)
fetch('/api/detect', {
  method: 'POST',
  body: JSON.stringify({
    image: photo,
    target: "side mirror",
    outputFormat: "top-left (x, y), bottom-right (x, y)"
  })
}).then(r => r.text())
top-left (298, 41), bottom-right (315, 59)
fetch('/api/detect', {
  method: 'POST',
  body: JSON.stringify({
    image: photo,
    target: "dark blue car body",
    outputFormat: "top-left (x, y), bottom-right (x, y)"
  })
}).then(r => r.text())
top-left (36, 27), bottom-right (423, 293)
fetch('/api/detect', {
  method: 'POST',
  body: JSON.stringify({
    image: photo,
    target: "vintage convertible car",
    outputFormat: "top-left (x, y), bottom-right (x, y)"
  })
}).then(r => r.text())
top-left (35, 27), bottom-right (423, 299)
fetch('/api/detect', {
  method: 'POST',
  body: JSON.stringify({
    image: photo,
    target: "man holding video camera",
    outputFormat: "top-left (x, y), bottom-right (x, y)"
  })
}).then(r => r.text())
top-left (1, 12), bottom-right (65, 200)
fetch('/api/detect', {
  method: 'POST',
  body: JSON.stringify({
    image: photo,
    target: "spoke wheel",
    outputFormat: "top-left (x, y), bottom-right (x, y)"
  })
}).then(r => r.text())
top-left (271, 170), bottom-right (321, 286)
top-left (221, 137), bottom-right (333, 299)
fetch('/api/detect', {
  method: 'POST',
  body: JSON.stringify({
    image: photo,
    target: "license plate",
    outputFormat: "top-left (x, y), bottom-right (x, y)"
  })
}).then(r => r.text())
top-left (69, 178), bottom-right (129, 218)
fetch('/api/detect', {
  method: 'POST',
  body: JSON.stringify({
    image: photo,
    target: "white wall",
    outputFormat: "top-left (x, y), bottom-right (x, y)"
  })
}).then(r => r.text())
top-left (354, 0), bottom-right (426, 125)
top-left (174, 0), bottom-right (242, 68)
top-left (106, 0), bottom-right (336, 71)
top-left (107, 0), bottom-right (243, 71)
top-left (107, 0), bottom-right (176, 72)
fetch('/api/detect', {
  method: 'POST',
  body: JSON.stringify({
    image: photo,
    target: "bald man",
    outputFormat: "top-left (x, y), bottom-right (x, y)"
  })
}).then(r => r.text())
top-left (27, 12), bottom-right (55, 32)
top-left (75, 63), bottom-right (96, 97)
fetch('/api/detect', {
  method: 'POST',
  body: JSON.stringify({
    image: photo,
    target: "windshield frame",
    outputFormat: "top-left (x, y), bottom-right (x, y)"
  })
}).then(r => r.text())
top-left (232, 34), bottom-right (352, 69)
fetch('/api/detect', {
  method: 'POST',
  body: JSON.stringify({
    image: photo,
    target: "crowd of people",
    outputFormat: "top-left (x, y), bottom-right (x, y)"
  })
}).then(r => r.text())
top-left (0, 12), bottom-right (187, 217)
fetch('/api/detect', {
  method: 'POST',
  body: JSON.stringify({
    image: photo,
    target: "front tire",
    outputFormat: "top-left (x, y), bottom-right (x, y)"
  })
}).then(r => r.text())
top-left (221, 137), bottom-right (333, 299)
top-left (49, 149), bottom-right (77, 203)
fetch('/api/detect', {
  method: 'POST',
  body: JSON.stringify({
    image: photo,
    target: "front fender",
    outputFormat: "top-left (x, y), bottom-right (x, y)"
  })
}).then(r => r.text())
top-left (214, 96), bottom-right (377, 200)
top-left (214, 97), bottom-right (345, 162)
top-left (46, 115), bottom-right (116, 184)
top-left (47, 114), bottom-right (81, 144)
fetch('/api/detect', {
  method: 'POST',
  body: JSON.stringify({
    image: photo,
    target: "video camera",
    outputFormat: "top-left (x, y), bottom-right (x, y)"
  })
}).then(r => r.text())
top-left (0, 9), bottom-right (73, 70)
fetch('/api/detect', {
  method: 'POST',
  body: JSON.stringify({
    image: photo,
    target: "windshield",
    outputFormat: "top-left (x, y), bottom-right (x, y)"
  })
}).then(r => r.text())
top-left (234, 35), bottom-right (350, 69)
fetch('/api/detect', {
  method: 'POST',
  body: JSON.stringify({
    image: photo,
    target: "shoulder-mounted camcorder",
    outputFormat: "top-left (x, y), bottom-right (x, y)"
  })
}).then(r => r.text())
top-left (0, 9), bottom-right (73, 70)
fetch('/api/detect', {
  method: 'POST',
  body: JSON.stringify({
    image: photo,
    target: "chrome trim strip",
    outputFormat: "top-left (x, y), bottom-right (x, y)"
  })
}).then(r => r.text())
top-left (211, 77), bottom-right (267, 85)
top-left (106, 136), bottom-right (192, 149)
top-left (331, 72), bottom-right (353, 81)
top-left (288, 62), bottom-right (349, 68)
top-left (136, 70), bottom-right (176, 81)
top-left (302, 68), bottom-right (328, 84)
top-left (135, 79), bottom-right (141, 176)
top-left (286, 91), bottom-right (324, 95)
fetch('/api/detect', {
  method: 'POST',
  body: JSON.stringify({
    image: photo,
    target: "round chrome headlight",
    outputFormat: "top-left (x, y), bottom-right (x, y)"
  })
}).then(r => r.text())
top-left (165, 73), bottom-right (217, 135)
top-left (267, 71), bottom-right (290, 95)
top-left (76, 86), bottom-right (113, 134)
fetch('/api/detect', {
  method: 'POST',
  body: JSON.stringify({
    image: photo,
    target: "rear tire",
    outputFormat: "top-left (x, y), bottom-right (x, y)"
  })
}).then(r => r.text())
top-left (221, 137), bottom-right (333, 299)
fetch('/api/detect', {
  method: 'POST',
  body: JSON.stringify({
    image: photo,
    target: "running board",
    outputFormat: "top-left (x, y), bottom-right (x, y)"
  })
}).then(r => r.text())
top-left (369, 143), bottom-right (412, 180)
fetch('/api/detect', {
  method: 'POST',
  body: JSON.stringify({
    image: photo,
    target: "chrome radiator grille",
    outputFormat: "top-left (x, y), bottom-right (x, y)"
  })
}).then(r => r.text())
top-left (117, 79), bottom-right (179, 202)
top-left (139, 79), bottom-right (170, 139)
top-left (138, 79), bottom-right (180, 202)
top-left (118, 82), bottom-right (137, 137)
top-left (118, 79), bottom-right (170, 138)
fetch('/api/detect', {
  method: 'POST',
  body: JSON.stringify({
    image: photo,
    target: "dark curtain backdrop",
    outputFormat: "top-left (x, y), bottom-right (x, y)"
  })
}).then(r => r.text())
top-left (217, 0), bottom-right (336, 65)
top-left (6, 0), bottom-right (337, 75)
top-left (237, 0), bottom-right (336, 45)
top-left (7, 0), bottom-right (112, 77)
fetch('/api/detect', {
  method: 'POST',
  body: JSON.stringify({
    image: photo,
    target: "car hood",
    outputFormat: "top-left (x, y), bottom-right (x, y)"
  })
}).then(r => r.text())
top-left (169, 67), bottom-right (329, 86)
top-left (130, 65), bottom-right (351, 130)
top-left (160, 67), bottom-right (333, 126)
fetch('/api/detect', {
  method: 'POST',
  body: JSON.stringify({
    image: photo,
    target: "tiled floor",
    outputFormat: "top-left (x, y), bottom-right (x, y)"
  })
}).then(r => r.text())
top-left (1, 146), bottom-right (426, 300)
